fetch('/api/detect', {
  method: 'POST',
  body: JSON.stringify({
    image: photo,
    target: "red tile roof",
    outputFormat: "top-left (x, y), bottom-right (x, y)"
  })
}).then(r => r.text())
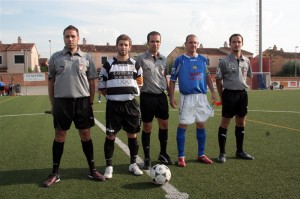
top-left (219, 47), bottom-right (253, 56)
top-left (95, 45), bottom-right (116, 52)
top-left (6, 43), bottom-right (35, 51)
top-left (198, 48), bottom-right (228, 55)
top-left (131, 45), bottom-right (148, 53)
top-left (80, 44), bottom-right (148, 53)
top-left (265, 50), bottom-right (298, 59)
top-left (78, 44), bottom-right (97, 52)
top-left (0, 44), bottom-right (11, 51)
top-left (173, 46), bottom-right (253, 56)
top-left (39, 58), bottom-right (49, 66)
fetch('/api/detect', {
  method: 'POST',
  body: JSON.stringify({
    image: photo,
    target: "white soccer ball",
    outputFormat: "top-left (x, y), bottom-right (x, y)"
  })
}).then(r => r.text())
top-left (150, 164), bottom-right (171, 185)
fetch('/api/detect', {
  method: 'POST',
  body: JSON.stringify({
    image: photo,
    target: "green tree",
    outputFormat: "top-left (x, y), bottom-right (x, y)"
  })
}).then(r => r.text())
top-left (263, 49), bottom-right (278, 73)
top-left (40, 65), bottom-right (48, 72)
top-left (277, 60), bottom-right (300, 77)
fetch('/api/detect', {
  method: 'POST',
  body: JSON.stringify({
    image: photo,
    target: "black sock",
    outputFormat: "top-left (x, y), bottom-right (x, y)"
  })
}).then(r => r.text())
top-left (104, 137), bottom-right (115, 166)
top-left (218, 127), bottom-right (227, 154)
top-left (142, 131), bottom-right (151, 159)
top-left (128, 137), bottom-right (139, 164)
top-left (235, 126), bottom-right (245, 153)
top-left (159, 129), bottom-right (168, 155)
top-left (81, 139), bottom-right (95, 173)
top-left (52, 140), bottom-right (64, 174)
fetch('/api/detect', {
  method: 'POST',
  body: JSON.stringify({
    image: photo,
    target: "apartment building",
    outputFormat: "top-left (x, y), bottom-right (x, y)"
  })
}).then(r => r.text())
top-left (263, 45), bottom-right (300, 75)
top-left (0, 37), bottom-right (148, 74)
top-left (0, 37), bottom-right (40, 73)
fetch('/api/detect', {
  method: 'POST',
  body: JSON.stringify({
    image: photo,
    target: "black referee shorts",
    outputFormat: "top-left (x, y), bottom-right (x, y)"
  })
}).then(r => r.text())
top-left (222, 89), bottom-right (248, 118)
top-left (53, 97), bottom-right (95, 130)
top-left (106, 99), bottom-right (141, 134)
top-left (140, 92), bottom-right (169, 123)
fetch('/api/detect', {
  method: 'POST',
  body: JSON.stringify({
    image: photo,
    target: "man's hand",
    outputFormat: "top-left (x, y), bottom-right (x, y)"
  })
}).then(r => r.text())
top-left (169, 96), bottom-right (177, 109)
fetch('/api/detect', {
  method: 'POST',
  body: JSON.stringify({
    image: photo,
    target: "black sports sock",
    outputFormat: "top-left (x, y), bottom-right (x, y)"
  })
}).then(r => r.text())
top-left (81, 139), bottom-right (95, 173)
top-left (104, 137), bottom-right (115, 166)
top-left (159, 129), bottom-right (168, 155)
top-left (52, 140), bottom-right (64, 174)
top-left (128, 137), bottom-right (139, 164)
top-left (235, 126), bottom-right (245, 153)
top-left (218, 127), bottom-right (227, 154)
top-left (142, 131), bottom-right (151, 159)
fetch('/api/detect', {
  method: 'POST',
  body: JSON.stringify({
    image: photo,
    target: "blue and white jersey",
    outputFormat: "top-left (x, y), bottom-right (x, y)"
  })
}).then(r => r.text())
top-left (170, 54), bottom-right (209, 95)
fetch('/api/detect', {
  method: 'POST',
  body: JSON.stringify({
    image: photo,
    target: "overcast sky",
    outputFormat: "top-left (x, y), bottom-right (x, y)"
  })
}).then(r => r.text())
top-left (1, 0), bottom-right (299, 58)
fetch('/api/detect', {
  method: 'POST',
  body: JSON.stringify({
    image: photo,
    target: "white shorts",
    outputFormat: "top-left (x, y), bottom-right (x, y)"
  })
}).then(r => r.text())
top-left (179, 93), bottom-right (214, 125)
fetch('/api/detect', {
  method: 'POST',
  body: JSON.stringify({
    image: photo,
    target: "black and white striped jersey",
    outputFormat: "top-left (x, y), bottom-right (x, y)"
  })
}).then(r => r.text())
top-left (98, 57), bottom-right (143, 101)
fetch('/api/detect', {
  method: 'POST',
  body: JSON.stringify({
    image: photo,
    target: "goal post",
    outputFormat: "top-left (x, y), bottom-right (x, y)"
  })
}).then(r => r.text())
top-left (250, 72), bottom-right (271, 90)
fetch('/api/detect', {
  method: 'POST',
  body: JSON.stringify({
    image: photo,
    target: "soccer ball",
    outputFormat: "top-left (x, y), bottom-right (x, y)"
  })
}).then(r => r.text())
top-left (150, 164), bottom-right (171, 185)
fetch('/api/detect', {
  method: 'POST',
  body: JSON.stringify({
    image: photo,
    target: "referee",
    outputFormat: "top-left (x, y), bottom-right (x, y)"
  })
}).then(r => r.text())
top-left (43, 25), bottom-right (105, 187)
top-left (136, 31), bottom-right (173, 170)
top-left (216, 33), bottom-right (254, 163)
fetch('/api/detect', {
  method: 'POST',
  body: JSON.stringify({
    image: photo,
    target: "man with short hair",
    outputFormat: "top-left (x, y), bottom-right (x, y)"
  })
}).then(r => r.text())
top-left (98, 34), bottom-right (144, 179)
top-left (43, 25), bottom-right (105, 187)
top-left (136, 31), bottom-right (173, 170)
top-left (169, 34), bottom-right (216, 167)
top-left (216, 33), bottom-right (254, 163)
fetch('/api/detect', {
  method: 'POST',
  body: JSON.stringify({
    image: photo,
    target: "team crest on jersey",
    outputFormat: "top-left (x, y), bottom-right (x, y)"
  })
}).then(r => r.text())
top-left (79, 64), bottom-right (84, 70)
top-left (192, 65), bottom-right (197, 70)
top-left (79, 60), bottom-right (87, 72)
top-left (119, 79), bottom-right (130, 85)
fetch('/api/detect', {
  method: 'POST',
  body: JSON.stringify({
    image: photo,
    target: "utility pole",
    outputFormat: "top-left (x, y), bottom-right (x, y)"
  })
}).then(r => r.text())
top-left (295, 46), bottom-right (299, 77)
top-left (49, 40), bottom-right (52, 58)
top-left (258, 0), bottom-right (262, 73)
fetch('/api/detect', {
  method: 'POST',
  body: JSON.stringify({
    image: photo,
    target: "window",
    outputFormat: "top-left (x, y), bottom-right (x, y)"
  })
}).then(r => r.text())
top-left (15, 55), bottom-right (24, 64)
top-left (0, 56), bottom-right (2, 64)
top-left (101, 56), bottom-right (107, 64)
top-left (207, 58), bottom-right (210, 66)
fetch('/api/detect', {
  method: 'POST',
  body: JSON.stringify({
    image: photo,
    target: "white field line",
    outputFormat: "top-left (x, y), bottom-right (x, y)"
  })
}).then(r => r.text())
top-left (0, 113), bottom-right (45, 117)
top-left (98, 109), bottom-right (300, 114)
top-left (0, 97), bottom-right (17, 104)
top-left (206, 109), bottom-right (300, 114)
top-left (248, 110), bottom-right (300, 114)
top-left (1, 109), bottom-right (299, 118)
top-left (94, 118), bottom-right (189, 199)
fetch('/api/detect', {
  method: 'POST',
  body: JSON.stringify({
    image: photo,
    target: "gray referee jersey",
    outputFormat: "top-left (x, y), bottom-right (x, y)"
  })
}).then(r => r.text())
top-left (216, 54), bottom-right (252, 90)
top-left (48, 48), bottom-right (98, 98)
top-left (136, 50), bottom-right (168, 94)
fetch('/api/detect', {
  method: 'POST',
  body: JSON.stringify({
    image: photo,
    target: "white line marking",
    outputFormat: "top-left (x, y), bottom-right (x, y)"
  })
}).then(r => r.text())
top-left (248, 110), bottom-right (300, 114)
top-left (0, 109), bottom-right (298, 118)
top-left (0, 97), bottom-right (17, 104)
top-left (94, 118), bottom-right (189, 199)
top-left (0, 113), bottom-right (45, 117)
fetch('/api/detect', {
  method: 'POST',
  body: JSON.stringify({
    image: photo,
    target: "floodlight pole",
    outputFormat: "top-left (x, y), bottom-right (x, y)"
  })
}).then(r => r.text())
top-left (258, 0), bottom-right (262, 73)
top-left (295, 46), bottom-right (298, 77)
top-left (49, 40), bottom-right (52, 58)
